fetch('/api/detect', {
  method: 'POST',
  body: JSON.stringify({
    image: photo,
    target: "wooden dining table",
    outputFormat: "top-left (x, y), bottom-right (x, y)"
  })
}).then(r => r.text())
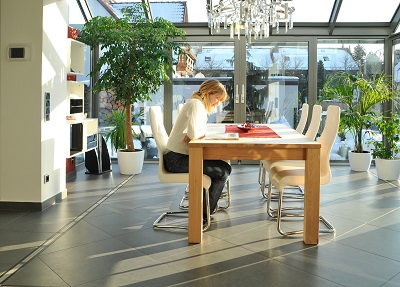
top-left (188, 124), bottom-right (321, 244)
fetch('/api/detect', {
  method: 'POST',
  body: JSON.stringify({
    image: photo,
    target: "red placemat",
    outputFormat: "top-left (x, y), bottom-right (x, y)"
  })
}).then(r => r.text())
top-left (225, 125), bottom-right (280, 138)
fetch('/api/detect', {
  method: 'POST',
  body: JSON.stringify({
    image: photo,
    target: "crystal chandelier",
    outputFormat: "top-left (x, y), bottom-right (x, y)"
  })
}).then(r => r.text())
top-left (207, 0), bottom-right (295, 44)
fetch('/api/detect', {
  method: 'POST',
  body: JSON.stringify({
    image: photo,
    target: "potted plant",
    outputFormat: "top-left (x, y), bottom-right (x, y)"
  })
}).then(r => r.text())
top-left (367, 112), bottom-right (400, 180)
top-left (105, 108), bottom-right (144, 174)
top-left (321, 72), bottom-right (400, 171)
top-left (78, 3), bottom-right (186, 174)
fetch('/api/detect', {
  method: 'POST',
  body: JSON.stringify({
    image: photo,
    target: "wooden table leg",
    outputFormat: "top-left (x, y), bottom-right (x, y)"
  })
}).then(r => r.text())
top-left (303, 148), bottom-right (320, 245)
top-left (188, 146), bottom-right (203, 244)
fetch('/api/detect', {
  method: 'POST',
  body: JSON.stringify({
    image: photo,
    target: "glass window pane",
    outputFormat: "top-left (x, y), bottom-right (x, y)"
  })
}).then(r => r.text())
top-left (393, 39), bottom-right (400, 159)
top-left (246, 42), bottom-right (308, 128)
top-left (396, 25), bottom-right (400, 35)
top-left (172, 42), bottom-right (235, 124)
top-left (337, 0), bottom-right (399, 22)
top-left (291, 0), bottom-right (335, 22)
top-left (110, 0), bottom-right (209, 23)
top-left (395, 39), bottom-right (400, 90)
top-left (317, 39), bottom-right (385, 162)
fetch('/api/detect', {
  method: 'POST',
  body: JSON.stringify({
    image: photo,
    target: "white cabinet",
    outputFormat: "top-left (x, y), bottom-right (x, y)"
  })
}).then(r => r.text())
top-left (67, 37), bottom-right (98, 157)
top-left (67, 81), bottom-right (84, 115)
top-left (68, 118), bottom-right (98, 157)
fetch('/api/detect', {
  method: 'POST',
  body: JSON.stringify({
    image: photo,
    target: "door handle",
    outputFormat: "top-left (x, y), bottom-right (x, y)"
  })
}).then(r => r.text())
top-left (235, 84), bottom-right (239, 104)
top-left (241, 84), bottom-right (245, 104)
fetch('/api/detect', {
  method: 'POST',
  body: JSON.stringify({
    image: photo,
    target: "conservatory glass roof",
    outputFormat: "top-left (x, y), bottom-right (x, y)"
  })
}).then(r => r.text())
top-left (111, 1), bottom-right (399, 22)
top-left (76, 0), bottom-right (400, 35)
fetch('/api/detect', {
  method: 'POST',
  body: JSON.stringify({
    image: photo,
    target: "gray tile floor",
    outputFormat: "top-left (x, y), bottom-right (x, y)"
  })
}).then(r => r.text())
top-left (1, 162), bottom-right (400, 287)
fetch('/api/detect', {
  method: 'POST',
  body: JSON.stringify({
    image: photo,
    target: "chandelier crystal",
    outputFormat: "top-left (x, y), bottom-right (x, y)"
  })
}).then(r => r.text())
top-left (207, 0), bottom-right (295, 44)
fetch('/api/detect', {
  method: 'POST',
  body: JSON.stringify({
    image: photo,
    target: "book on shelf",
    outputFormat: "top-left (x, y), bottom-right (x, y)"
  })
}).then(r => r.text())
top-left (205, 133), bottom-right (239, 140)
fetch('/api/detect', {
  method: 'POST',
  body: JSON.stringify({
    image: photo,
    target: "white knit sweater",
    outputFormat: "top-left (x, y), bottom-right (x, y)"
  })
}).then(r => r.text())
top-left (166, 98), bottom-right (208, 155)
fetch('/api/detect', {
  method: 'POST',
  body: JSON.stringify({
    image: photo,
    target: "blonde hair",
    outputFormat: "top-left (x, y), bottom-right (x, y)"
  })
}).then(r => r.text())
top-left (190, 79), bottom-right (228, 113)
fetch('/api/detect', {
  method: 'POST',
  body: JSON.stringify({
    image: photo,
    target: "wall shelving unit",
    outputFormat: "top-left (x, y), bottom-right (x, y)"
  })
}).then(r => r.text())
top-left (66, 35), bottom-right (98, 157)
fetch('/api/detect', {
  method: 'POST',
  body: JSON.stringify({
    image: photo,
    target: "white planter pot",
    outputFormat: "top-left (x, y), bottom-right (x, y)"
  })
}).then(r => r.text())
top-left (348, 150), bottom-right (372, 171)
top-left (375, 157), bottom-right (400, 181)
top-left (117, 149), bottom-right (144, 175)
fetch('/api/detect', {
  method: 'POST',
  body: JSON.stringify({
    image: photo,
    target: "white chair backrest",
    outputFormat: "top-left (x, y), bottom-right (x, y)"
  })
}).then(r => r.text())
top-left (318, 105), bottom-right (340, 184)
top-left (177, 103), bottom-right (184, 114)
top-left (296, 103), bottom-right (309, 133)
top-left (149, 106), bottom-right (171, 180)
top-left (150, 106), bottom-right (168, 155)
top-left (304, 105), bottom-right (322, 140)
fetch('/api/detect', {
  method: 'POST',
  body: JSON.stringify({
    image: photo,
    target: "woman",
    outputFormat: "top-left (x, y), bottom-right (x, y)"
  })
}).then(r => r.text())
top-left (164, 79), bottom-right (232, 224)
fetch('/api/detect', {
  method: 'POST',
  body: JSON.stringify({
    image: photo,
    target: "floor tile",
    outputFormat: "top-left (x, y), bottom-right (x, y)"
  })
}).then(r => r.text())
top-left (1, 163), bottom-right (399, 287)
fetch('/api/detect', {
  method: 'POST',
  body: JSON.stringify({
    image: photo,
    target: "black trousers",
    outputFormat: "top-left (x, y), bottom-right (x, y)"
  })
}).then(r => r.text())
top-left (164, 151), bottom-right (232, 218)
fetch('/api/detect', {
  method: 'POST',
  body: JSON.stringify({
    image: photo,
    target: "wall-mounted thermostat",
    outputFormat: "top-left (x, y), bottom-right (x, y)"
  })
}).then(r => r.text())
top-left (7, 44), bottom-right (31, 60)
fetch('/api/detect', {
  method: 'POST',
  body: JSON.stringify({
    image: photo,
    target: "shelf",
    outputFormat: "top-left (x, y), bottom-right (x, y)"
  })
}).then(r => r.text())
top-left (67, 81), bottom-right (84, 115)
top-left (67, 39), bottom-right (84, 75)
top-left (67, 81), bottom-right (84, 98)
top-left (69, 118), bottom-right (98, 157)
top-left (66, 35), bottom-right (97, 159)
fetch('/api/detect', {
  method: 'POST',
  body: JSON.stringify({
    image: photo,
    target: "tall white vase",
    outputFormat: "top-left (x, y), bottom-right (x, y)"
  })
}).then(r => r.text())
top-left (375, 158), bottom-right (400, 181)
top-left (348, 151), bottom-right (372, 171)
top-left (117, 149), bottom-right (144, 175)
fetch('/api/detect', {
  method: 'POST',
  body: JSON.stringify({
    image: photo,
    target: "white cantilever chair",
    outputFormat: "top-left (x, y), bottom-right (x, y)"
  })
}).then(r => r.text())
top-left (150, 106), bottom-right (212, 231)
top-left (258, 103), bottom-right (309, 185)
top-left (267, 105), bottom-right (340, 236)
top-left (260, 104), bottom-right (322, 198)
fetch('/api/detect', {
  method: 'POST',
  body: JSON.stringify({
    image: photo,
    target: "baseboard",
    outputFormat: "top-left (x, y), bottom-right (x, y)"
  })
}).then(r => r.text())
top-left (0, 191), bottom-right (64, 211)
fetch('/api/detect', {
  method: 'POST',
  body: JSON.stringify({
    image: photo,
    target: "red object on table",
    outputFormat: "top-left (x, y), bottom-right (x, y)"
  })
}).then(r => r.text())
top-left (225, 125), bottom-right (280, 138)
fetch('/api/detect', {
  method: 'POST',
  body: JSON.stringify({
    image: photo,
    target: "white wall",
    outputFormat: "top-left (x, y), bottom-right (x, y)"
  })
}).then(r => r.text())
top-left (42, 0), bottom-right (69, 202)
top-left (0, 0), bottom-right (68, 206)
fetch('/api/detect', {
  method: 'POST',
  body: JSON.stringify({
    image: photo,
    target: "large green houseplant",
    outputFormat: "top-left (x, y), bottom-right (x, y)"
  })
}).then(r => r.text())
top-left (321, 72), bottom-right (399, 170)
top-left (368, 112), bottom-right (400, 160)
top-left (367, 112), bottom-right (400, 180)
top-left (78, 3), bottom-right (186, 174)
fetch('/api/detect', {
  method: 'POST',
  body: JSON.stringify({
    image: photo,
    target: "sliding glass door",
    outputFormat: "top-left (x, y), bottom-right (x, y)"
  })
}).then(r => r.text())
top-left (170, 40), bottom-right (309, 129)
top-left (172, 41), bottom-right (235, 124)
top-left (243, 42), bottom-right (309, 128)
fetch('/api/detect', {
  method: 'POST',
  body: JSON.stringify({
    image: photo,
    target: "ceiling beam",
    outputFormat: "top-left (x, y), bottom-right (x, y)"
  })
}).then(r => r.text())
top-left (328, 0), bottom-right (342, 35)
top-left (75, 0), bottom-right (92, 22)
top-left (142, 0), bottom-right (153, 21)
top-left (390, 4), bottom-right (400, 35)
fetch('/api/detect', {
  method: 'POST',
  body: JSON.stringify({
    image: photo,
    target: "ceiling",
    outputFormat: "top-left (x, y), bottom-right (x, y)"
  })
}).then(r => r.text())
top-left (80, 0), bottom-right (400, 36)
top-left (113, 0), bottom-right (400, 34)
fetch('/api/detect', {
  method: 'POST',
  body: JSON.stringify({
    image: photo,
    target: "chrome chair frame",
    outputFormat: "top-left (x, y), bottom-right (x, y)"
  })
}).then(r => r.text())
top-left (179, 180), bottom-right (231, 211)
